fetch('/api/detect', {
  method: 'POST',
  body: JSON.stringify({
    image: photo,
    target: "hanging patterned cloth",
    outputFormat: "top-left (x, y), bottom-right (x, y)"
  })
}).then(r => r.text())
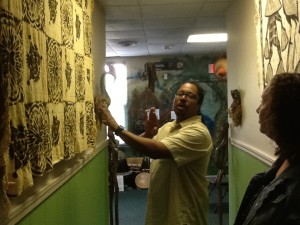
top-left (0, 0), bottom-right (96, 209)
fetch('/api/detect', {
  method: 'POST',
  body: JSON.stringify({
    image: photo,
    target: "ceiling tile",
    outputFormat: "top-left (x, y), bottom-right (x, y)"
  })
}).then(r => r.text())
top-left (106, 30), bottom-right (145, 39)
top-left (139, 0), bottom-right (205, 4)
top-left (106, 38), bottom-right (147, 46)
top-left (105, 6), bottom-right (141, 20)
top-left (147, 36), bottom-right (187, 44)
top-left (106, 20), bottom-right (144, 31)
top-left (145, 28), bottom-right (189, 38)
top-left (98, 0), bottom-right (139, 6)
top-left (143, 17), bottom-right (195, 30)
top-left (96, 0), bottom-right (234, 57)
top-left (141, 4), bottom-right (203, 19)
top-left (194, 16), bottom-right (226, 27)
top-left (111, 44), bottom-right (148, 51)
top-left (199, 2), bottom-right (232, 16)
top-left (189, 27), bottom-right (227, 34)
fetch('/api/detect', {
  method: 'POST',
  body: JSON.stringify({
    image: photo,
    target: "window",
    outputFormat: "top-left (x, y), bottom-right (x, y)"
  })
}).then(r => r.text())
top-left (105, 63), bottom-right (127, 144)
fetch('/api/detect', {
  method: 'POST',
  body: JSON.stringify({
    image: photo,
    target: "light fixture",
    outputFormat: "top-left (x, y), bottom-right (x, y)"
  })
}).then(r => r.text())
top-left (187, 33), bottom-right (228, 43)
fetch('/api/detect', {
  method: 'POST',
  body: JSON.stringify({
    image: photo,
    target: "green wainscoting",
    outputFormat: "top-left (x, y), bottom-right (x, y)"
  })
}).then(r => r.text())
top-left (17, 148), bottom-right (109, 225)
top-left (228, 144), bottom-right (270, 225)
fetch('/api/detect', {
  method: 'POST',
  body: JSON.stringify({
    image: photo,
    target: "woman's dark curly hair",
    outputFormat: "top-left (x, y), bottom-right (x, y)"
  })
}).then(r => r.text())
top-left (268, 73), bottom-right (300, 165)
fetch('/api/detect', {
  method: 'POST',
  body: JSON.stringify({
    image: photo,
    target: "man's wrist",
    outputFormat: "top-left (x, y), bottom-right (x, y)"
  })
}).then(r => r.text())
top-left (114, 125), bottom-right (125, 136)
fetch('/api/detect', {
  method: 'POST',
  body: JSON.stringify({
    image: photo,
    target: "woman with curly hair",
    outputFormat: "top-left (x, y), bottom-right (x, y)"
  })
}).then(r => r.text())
top-left (234, 73), bottom-right (300, 225)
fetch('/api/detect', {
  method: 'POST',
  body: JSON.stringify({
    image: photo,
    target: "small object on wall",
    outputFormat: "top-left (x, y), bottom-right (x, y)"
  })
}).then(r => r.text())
top-left (228, 89), bottom-right (242, 127)
top-left (94, 68), bottom-right (117, 127)
top-left (214, 58), bottom-right (227, 81)
top-left (208, 64), bottom-right (215, 73)
top-left (94, 95), bottom-right (111, 128)
top-left (141, 63), bottom-right (157, 92)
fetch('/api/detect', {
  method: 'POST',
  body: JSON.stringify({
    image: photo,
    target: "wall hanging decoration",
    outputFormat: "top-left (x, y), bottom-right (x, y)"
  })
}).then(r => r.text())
top-left (141, 62), bottom-right (158, 93)
top-left (256, 0), bottom-right (300, 88)
top-left (228, 89), bottom-right (242, 127)
top-left (0, 0), bottom-right (96, 212)
top-left (94, 64), bottom-right (116, 127)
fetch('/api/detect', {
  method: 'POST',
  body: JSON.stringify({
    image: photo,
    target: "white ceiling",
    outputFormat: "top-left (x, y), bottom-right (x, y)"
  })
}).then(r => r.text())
top-left (97, 0), bottom-right (235, 58)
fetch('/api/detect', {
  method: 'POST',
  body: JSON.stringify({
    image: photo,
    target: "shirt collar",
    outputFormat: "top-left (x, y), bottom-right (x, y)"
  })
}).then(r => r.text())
top-left (177, 115), bottom-right (202, 128)
top-left (169, 115), bottom-right (202, 132)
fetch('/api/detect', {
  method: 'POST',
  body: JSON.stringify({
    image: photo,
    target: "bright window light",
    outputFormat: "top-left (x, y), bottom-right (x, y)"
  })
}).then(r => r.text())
top-left (187, 33), bottom-right (228, 43)
top-left (105, 63), bottom-right (127, 144)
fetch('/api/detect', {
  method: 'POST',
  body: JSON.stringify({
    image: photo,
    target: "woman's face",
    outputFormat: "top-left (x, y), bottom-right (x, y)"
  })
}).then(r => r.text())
top-left (256, 85), bottom-right (274, 139)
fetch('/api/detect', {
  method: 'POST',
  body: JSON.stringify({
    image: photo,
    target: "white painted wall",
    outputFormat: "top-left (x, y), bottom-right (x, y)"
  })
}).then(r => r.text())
top-left (92, 1), bottom-right (106, 96)
top-left (226, 0), bottom-right (277, 162)
top-left (92, 1), bottom-right (107, 144)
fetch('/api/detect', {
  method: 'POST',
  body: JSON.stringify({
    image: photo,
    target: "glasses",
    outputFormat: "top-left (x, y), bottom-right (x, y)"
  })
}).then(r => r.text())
top-left (175, 91), bottom-right (197, 100)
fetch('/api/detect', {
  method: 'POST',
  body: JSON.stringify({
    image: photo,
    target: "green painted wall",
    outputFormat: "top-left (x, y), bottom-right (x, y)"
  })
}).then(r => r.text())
top-left (17, 148), bottom-right (109, 225)
top-left (228, 144), bottom-right (270, 224)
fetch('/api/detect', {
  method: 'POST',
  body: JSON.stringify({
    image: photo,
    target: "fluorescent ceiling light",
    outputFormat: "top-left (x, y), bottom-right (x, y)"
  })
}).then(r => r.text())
top-left (187, 33), bottom-right (228, 43)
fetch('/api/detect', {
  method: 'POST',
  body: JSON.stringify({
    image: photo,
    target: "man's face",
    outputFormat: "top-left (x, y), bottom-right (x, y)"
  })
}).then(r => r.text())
top-left (173, 83), bottom-right (200, 122)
